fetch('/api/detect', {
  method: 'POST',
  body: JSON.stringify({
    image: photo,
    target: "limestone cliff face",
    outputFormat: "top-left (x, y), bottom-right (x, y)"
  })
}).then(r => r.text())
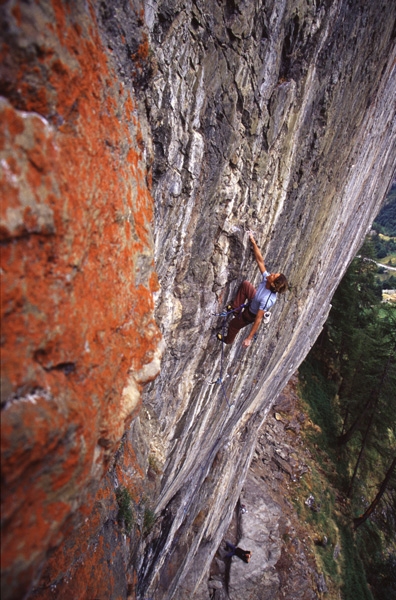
top-left (1, 1), bottom-right (395, 599)
top-left (137, 1), bottom-right (396, 598)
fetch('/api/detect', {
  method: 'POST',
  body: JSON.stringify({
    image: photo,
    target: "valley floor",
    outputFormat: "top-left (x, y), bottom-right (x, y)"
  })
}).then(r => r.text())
top-left (199, 374), bottom-right (357, 600)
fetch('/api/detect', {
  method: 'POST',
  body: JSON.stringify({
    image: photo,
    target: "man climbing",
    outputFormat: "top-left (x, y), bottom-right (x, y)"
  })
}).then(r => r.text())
top-left (217, 232), bottom-right (288, 347)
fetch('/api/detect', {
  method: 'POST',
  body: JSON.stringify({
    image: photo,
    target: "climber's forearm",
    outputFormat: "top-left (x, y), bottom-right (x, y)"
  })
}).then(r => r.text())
top-left (242, 311), bottom-right (264, 348)
top-left (249, 235), bottom-right (266, 273)
top-left (247, 310), bottom-right (264, 341)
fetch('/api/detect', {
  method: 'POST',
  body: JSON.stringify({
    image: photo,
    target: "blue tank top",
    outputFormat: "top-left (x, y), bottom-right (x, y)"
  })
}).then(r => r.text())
top-left (249, 271), bottom-right (277, 314)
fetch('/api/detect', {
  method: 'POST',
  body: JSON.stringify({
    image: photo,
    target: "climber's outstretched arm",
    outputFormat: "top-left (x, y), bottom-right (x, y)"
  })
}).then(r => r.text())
top-left (249, 234), bottom-right (266, 274)
top-left (243, 309), bottom-right (264, 347)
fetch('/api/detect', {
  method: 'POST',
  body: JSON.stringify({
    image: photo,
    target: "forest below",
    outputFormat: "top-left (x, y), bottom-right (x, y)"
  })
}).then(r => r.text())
top-left (297, 184), bottom-right (396, 600)
top-left (372, 182), bottom-right (396, 292)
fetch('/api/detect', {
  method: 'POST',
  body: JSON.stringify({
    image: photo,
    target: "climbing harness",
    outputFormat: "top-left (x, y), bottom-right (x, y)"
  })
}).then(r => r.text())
top-left (214, 303), bottom-right (248, 319)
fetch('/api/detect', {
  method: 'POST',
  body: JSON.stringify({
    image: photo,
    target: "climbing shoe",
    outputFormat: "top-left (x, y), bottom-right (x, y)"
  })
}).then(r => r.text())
top-left (226, 304), bottom-right (233, 312)
top-left (217, 333), bottom-right (225, 342)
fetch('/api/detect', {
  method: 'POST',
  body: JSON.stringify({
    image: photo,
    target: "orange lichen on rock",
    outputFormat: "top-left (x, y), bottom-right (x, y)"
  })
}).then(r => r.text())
top-left (0, 1), bottom-right (162, 599)
top-left (137, 34), bottom-right (150, 61)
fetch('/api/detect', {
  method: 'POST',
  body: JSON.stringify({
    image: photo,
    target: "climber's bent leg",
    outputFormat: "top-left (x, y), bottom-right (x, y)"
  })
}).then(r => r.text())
top-left (220, 280), bottom-right (257, 344)
top-left (223, 308), bottom-right (255, 344)
top-left (232, 280), bottom-right (256, 310)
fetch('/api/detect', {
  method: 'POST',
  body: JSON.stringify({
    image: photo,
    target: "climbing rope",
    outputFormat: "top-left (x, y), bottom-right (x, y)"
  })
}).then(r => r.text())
top-left (213, 303), bottom-right (248, 408)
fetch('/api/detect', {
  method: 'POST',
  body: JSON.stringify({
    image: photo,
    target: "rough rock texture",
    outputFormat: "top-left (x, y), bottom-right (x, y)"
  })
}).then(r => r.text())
top-left (136, 1), bottom-right (396, 598)
top-left (0, 2), bottom-right (162, 599)
top-left (1, 0), bottom-right (396, 599)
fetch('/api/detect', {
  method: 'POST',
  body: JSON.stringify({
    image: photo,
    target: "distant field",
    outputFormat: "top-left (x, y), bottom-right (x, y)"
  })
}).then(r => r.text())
top-left (382, 291), bottom-right (396, 304)
top-left (379, 254), bottom-right (396, 266)
top-left (378, 233), bottom-right (396, 242)
top-left (376, 234), bottom-right (396, 267)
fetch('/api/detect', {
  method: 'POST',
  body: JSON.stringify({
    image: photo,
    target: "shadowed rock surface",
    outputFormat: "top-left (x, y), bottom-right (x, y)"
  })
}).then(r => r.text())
top-left (1, 0), bottom-right (395, 599)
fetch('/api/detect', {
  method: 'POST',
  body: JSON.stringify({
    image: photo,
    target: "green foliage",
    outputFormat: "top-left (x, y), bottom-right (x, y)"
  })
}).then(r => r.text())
top-left (116, 486), bottom-right (134, 531)
top-left (300, 246), bottom-right (396, 600)
top-left (339, 528), bottom-right (375, 600)
top-left (299, 360), bottom-right (339, 448)
top-left (325, 241), bottom-right (381, 360)
top-left (365, 553), bottom-right (396, 600)
top-left (318, 252), bottom-right (395, 465)
top-left (143, 507), bottom-right (156, 533)
top-left (374, 234), bottom-right (396, 259)
top-left (380, 274), bottom-right (396, 289)
top-left (356, 520), bottom-right (396, 599)
top-left (298, 361), bottom-right (376, 599)
top-left (374, 183), bottom-right (396, 237)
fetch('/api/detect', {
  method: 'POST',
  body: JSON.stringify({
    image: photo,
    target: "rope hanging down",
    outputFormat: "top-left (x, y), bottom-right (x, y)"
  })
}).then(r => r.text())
top-left (199, 297), bottom-right (266, 474)
top-left (214, 303), bottom-right (248, 407)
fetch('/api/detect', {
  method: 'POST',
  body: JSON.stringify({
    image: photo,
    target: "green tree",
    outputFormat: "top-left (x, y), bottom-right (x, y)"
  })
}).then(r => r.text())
top-left (303, 239), bottom-right (396, 600)
top-left (354, 457), bottom-right (396, 529)
top-left (374, 183), bottom-right (396, 237)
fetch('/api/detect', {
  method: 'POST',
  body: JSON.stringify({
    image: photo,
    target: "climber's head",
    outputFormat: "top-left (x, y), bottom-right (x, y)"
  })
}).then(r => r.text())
top-left (267, 273), bottom-right (288, 294)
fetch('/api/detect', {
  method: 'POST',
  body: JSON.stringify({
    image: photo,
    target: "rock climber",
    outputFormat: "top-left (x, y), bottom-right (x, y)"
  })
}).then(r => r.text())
top-left (217, 232), bottom-right (288, 347)
top-left (225, 541), bottom-right (252, 563)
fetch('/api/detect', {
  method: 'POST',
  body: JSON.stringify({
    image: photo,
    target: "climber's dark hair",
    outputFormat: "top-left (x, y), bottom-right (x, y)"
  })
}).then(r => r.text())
top-left (271, 274), bottom-right (288, 294)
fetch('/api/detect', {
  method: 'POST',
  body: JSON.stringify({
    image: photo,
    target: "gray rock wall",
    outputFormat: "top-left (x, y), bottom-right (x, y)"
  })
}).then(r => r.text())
top-left (136, 0), bottom-right (396, 597)
top-left (2, 1), bottom-right (394, 598)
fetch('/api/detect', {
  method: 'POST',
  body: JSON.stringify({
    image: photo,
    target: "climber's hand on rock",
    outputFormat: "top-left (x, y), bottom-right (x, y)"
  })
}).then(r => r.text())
top-left (243, 337), bottom-right (252, 348)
